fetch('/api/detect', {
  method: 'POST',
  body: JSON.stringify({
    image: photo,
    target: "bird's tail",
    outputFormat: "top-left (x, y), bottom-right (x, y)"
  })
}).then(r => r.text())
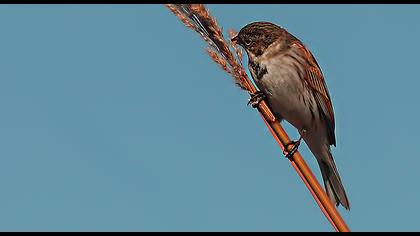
top-left (316, 146), bottom-right (350, 210)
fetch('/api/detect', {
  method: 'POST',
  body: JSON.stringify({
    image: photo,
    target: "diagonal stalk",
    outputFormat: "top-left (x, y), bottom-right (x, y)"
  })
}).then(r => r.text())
top-left (165, 4), bottom-right (350, 232)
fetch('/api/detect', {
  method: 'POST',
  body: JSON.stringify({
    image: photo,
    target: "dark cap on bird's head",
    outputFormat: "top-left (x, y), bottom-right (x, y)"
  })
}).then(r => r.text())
top-left (233, 21), bottom-right (292, 56)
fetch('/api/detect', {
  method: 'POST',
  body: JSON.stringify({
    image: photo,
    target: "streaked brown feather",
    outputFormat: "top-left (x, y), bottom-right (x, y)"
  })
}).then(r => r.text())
top-left (292, 41), bottom-right (336, 146)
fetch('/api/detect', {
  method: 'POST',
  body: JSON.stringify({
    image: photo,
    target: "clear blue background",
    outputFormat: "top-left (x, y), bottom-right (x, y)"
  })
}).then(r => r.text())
top-left (0, 4), bottom-right (418, 232)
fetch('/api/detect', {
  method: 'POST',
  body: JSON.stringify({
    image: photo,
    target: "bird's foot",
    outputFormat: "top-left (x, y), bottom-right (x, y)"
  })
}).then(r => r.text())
top-left (247, 91), bottom-right (266, 108)
top-left (283, 135), bottom-right (304, 159)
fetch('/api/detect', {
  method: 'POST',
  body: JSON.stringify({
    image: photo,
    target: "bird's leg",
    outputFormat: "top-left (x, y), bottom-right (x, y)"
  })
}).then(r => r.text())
top-left (247, 91), bottom-right (266, 108)
top-left (284, 129), bottom-right (307, 159)
top-left (283, 137), bottom-right (302, 159)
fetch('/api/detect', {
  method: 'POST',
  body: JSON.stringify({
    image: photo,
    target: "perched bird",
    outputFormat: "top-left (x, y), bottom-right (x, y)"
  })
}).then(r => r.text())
top-left (232, 21), bottom-right (350, 210)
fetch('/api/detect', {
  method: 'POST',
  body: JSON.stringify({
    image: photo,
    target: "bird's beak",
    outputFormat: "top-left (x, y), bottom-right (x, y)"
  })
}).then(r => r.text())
top-left (231, 35), bottom-right (238, 44)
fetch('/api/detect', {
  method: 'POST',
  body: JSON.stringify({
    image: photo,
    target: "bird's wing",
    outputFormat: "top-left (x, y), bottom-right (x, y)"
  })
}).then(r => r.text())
top-left (292, 42), bottom-right (336, 146)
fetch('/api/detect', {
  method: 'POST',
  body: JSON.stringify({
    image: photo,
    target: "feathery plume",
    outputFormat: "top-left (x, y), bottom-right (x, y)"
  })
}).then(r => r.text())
top-left (165, 4), bottom-right (350, 232)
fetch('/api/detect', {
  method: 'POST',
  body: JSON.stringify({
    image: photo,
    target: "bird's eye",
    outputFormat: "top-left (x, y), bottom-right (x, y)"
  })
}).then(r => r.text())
top-left (244, 38), bottom-right (252, 46)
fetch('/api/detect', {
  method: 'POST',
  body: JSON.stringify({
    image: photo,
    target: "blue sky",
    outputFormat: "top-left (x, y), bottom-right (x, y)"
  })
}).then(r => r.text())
top-left (0, 4), bottom-right (419, 232)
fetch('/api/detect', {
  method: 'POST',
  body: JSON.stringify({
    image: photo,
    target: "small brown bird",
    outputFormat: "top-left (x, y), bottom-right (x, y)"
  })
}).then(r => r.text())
top-left (232, 22), bottom-right (350, 210)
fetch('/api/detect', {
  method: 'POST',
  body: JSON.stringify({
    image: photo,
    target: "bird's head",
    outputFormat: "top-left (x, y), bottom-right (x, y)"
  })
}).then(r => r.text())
top-left (232, 21), bottom-right (289, 58)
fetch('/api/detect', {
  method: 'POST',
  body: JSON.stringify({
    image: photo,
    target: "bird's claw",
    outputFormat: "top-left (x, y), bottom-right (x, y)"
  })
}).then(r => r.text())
top-left (247, 91), bottom-right (266, 108)
top-left (283, 136), bottom-right (303, 159)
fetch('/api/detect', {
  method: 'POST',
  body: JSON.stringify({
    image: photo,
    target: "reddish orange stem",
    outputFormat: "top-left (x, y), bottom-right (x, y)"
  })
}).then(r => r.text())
top-left (257, 103), bottom-right (349, 232)
top-left (165, 4), bottom-right (350, 231)
top-left (261, 114), bottom-right (339, 232)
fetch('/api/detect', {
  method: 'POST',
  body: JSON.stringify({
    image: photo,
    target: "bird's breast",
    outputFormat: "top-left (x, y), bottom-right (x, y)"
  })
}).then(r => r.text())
top-left (253, 53), bottom-right (315, 131)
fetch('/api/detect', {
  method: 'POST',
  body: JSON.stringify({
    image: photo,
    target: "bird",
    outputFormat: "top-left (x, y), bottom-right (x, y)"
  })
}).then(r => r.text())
top-left (232, 21), bottom-right (350, 210)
